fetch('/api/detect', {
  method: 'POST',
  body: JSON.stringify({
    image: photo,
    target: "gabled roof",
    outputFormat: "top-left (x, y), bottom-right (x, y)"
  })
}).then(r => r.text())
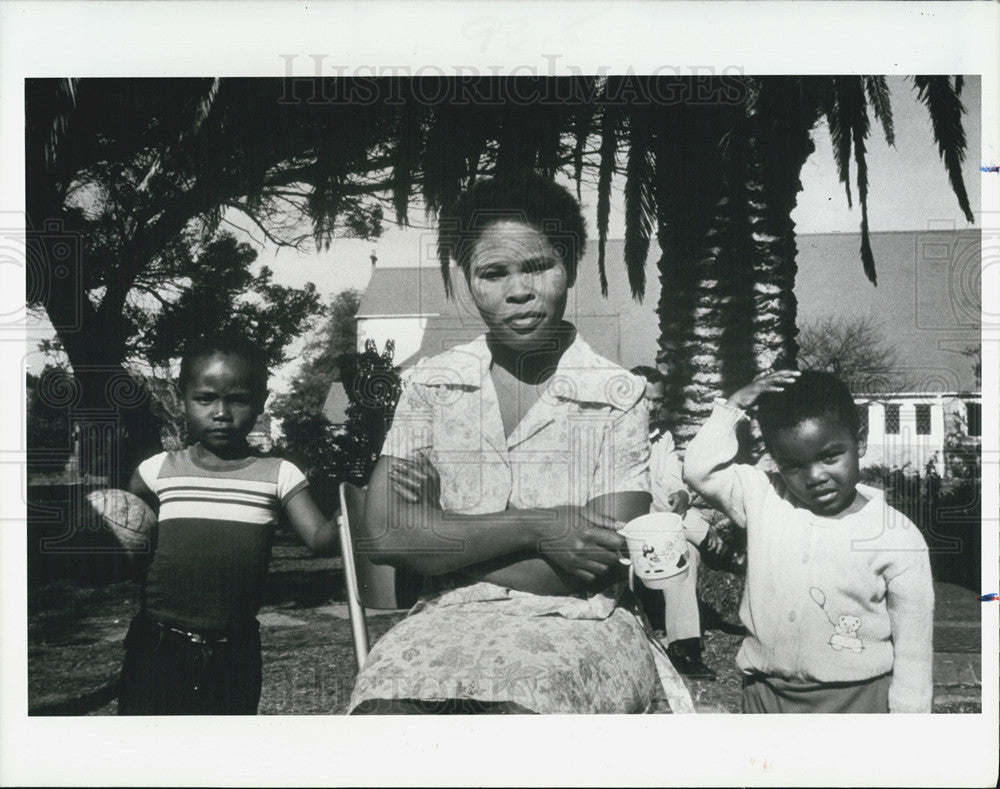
top-left (351, 229), bottom-right (982, 394)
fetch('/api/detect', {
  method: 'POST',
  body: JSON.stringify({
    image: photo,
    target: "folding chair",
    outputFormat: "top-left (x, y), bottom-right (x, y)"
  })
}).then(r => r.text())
top-left (337, 482), bottom-right (422, 670)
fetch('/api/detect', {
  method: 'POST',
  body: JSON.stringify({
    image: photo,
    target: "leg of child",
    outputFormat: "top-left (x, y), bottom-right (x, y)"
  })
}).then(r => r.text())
top-left (203, 627), bottom-right (263, 715)
top-left (662, 547), bottom-right (701, 643)
top-left (119, 613), bottom-right (200, 714)
top-left (636, 580), bottom-right (666, 632)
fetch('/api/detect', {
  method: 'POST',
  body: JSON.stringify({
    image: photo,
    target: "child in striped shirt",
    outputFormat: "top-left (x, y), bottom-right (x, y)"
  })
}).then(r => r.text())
top-left (119, 333), bottom-right (337, 715)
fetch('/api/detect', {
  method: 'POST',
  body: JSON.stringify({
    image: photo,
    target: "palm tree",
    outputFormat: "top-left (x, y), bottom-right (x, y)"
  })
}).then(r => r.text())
top-left (637, 76), bottom-right (973, 447)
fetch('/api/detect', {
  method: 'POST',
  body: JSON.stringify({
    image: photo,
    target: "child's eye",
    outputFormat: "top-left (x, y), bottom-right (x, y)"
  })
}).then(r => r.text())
top-left (478, 270), bottom-right (505, 281)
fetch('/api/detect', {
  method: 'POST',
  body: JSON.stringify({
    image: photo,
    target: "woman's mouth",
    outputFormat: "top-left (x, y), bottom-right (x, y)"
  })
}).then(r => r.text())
top-left (505, 312), bottom-right (545, 331)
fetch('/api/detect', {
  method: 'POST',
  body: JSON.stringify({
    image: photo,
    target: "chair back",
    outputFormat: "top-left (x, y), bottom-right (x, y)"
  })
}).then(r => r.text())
top-left (339, 482), bottom-right (422, 610)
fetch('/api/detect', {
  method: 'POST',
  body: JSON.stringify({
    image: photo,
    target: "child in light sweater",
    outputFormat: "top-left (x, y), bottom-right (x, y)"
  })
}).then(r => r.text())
top-left (683, 369), bottom-right (934, 713)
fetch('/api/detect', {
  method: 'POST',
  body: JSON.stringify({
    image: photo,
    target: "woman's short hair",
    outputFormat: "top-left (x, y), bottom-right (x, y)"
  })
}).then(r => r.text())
top-left (438, 171), bottom-right (587, 292)
top-left (178, 330), bottom-right (269, 408)
top-left (756, 370), bottom-right (861, 444)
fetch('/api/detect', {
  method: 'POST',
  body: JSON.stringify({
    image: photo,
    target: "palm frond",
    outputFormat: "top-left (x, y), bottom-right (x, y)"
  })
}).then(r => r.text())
top-left (863, 76), bottom-right (895, 147)
top-left (533, 102), bottom-right (571, 179)
top-left (391, 94), bottom-right (424, 226)
top-left (912, 76), bottom-right (974, 223)
top-left (571, 110), bottom-right (589, 199)
top-left (569, 77), bottom-right (599, 199)
top-left (595, 90), bottom-right (624, 297)
top-left (187, 78), bottom-right (221, 140)
top-left (824, 78), bottom-right (854, 207)
top-left (421, 95), bottom-right (467, 217)
top-left (51, 79), bottom-right (79, 165)
top-left (623, 109), bottom-right (656, 301)
top-left (843, 78), bottom-right (878, 285)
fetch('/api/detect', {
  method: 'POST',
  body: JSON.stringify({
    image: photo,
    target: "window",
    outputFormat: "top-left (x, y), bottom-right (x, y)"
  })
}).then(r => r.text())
top-left (884, 404), bottom-right (900, 435)
top-left (967, 402), bottom-right (982, 437)
top-left (915, 404), bottom-right (931, 435)
top-left (858, 403), bottom-right (869, 435)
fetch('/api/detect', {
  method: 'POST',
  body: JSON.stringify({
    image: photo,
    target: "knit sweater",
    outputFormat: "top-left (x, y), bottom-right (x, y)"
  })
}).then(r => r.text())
top-left (683, 402), bottom-right (934, 713)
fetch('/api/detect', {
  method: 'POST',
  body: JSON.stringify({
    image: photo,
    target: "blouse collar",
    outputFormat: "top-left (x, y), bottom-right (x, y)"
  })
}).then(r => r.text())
top-left (435, 330), bottom-right (643, 411)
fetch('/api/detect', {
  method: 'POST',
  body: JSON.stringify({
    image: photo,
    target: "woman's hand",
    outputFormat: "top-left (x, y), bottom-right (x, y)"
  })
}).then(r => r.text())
top-left (388, 453), bottom-right (441, 508)
top-left (532, 505), bottom-right (627, 584)
top-left (726, 369), bottom-right (800, 411)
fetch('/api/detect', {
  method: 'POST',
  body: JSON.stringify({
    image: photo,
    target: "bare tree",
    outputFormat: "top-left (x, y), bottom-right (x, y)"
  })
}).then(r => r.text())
top-left (797, 314), bottom-right (911, 393)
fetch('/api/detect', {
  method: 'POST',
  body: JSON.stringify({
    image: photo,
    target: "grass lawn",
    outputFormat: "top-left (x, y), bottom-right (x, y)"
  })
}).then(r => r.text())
top-left (27, 534), bottom-right (979, 715)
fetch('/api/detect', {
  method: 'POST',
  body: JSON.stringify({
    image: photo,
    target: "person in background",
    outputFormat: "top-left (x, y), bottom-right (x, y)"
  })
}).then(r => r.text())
top-left (631, 365), bottom-right (720, 681)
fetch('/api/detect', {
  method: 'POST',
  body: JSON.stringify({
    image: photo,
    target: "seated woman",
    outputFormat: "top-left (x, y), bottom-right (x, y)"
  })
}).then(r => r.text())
top-left (348, 172), bottom-right (693, 714)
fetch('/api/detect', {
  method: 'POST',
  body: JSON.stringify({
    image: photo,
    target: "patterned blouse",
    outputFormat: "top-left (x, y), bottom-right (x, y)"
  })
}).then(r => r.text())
top-left (348, 332), bottom-right (694, 714)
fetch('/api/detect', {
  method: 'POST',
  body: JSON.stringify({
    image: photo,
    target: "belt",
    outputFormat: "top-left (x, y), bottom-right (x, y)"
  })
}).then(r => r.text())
top-left (152, 619), bottom-right (253, 645)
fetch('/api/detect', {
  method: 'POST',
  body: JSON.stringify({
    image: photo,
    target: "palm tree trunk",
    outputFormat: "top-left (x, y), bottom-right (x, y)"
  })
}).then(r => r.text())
top-left (652, 98), bottom-right (739, 448)
top-left (652, 78), bottom-right (819, 453)
top-left (745, 78), bottom-right (821, 377)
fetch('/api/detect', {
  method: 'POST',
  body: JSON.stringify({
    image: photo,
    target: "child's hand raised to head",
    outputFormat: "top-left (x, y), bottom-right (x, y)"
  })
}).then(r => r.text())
top-left (727, 369), bottom-right (801, 411)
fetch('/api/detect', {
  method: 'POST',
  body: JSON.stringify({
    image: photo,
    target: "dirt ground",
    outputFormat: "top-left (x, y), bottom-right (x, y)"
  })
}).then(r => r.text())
top-left (27, 537), bottom-right (981, 715)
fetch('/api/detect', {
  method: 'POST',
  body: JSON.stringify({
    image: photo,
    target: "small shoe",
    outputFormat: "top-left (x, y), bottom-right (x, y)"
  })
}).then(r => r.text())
top-left (666, 638), bottom-right (717, 681)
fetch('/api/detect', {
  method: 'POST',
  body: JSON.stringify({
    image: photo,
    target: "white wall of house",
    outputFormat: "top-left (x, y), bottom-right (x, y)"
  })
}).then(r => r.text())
top-left (356, 316), bottom-right (431, 364)
top-left (860, 394), bottom-right (980, 475)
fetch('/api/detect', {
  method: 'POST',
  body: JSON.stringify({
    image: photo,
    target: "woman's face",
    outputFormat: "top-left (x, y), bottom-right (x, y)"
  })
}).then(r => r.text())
top-left (467, 220), bottom-right (571, 352)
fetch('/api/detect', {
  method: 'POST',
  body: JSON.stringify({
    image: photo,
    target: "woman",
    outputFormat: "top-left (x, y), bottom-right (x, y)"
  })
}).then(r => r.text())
top-left (349, 172), bottom-right (693, 714)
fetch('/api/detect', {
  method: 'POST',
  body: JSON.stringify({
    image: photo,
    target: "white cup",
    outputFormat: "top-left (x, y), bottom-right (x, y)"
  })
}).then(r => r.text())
top-left (618, 512), bottom-right (689, 589)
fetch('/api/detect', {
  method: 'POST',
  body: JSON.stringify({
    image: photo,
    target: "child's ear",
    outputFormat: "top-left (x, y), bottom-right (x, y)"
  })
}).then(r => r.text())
top-left (856, 427), bottom-right (868, 459)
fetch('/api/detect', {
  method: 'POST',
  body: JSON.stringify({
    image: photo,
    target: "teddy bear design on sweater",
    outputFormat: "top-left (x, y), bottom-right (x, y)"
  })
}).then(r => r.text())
top-left (809, 587), bottom-right (865, 654)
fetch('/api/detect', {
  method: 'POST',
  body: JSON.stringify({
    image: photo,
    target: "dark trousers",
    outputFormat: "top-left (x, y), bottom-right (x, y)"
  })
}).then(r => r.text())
top-left (118, 611), bottom-right (262, 715)
top-left (741, 672), bottom-right (891, 714)
top-left (636, 581), bottom-right (666, 631)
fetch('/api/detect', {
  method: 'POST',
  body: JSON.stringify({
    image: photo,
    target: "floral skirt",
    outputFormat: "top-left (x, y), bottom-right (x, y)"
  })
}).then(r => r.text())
top-left (348, 580), bottom-right (694, 714)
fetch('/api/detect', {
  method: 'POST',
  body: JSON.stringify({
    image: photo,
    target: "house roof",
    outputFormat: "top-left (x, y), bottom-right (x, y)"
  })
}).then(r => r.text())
top-left (350, 229), bottom-right (982, 395)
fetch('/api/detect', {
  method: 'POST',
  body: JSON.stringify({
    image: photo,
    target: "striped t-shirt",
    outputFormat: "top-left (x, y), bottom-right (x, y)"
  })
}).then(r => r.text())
top-left (138, 447), bottom-right (309, 632)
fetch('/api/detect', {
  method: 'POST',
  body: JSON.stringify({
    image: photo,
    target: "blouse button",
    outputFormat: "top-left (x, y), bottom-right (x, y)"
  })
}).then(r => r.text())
top-left (802, 554), bottom-right (809, 564)
top-left (788, 611), bottom-right (797, 622)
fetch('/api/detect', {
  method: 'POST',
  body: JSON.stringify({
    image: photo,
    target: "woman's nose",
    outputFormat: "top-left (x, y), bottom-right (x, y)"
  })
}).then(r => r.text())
top-left (505, 273), bottom-right (535, 302)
